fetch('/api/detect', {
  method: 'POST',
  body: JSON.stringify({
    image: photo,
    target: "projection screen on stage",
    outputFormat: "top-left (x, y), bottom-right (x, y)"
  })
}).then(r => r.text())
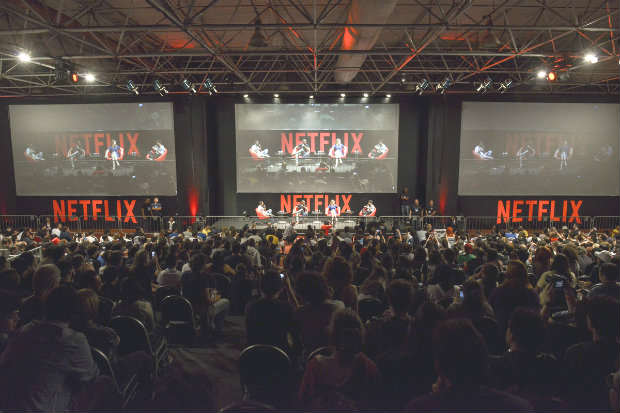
top-left (9, 102), bottom-right (177, 196)
top-left (458, 102), bottom-right (620, 196)
top-left (235, 103), bottom-right (399, 193)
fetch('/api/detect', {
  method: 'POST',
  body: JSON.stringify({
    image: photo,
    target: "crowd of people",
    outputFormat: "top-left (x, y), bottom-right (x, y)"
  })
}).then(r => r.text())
top-left (0, 217), bottom-right (618, 412)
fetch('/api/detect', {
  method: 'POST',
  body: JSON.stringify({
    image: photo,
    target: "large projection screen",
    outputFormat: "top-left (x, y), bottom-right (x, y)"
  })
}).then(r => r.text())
top-left (235, 103), bottom-right (399, 193)
top-left (458, 102), bottom-right (620, 196)
top-left (10, 102), bottom-right (177, 196)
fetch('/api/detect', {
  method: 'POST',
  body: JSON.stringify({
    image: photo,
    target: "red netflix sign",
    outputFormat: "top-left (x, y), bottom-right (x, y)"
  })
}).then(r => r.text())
top-left (497, 199), bottom-right (583, 224)
top-left (54, 131), bottom-right (140, 156)
top-left (281, 132), bottom-right (363, 154)
top-left (52, 199), bottom-right (137, 223)
top-left (280, 194), bottom-right (352, 213)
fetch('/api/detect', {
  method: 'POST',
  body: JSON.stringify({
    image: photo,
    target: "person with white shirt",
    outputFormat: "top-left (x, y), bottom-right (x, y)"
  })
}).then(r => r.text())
top-left (157, 253), bottom-right (182, 288)
top-left (51, 224), bottom-right (62, 238)
top-left (473, 141), bottom-right (493, 159)
top-left (249, 140), bottom-right (269, 158)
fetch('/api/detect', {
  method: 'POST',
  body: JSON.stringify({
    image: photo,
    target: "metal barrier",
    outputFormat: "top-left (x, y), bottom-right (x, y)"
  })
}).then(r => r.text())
top-left (593, 216), bottom-right (620, 231)
top-left (0, 215), bottom-right (39, 232)
top-left (0, 215), bottom-right (617, 236)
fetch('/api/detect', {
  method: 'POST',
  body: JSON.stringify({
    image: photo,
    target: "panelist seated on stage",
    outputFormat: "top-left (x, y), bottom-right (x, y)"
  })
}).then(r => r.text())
top-left (473, 141), bottom-right (493, 160)
top-left (256, 201), bottom-right (274, 219)
top-left (368, 141), bottom-right (389, 159)
top-left (359, 200), bottom-right (376, 217)
top-left (146, 141), bottom-right (167, 161)
top-left (249, 140), bottom-right (270, 159)
top-left (293, 200), bottom-right (309, 217)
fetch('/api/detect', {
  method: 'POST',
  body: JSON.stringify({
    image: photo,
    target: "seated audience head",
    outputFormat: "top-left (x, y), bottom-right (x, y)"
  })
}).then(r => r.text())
top-left (0, 293), bottom-right (21, 334)
top-left (599, 262), bottom-right (619, 283)
top-left (296, 271), bottom-right (329, 305)
top-left (32, 264), bottom-right (61, 298)
top-left (329, 309), bottom-right (364, 359)
top-left (505, 260), bottom-right (530, 289)
top-left (0, 269), bottom-right (21, 291)
top-left (45, 285), bottom-right (79, 323)
top-left (433, 319), bottom-right (488, 387)
top-left (322, 256), bottom-right (353, 289)
top-left (260, 270), bottom-right (283, 299)
top-left (76, 288), bottom-right (99, 327)
top-left (387, 279), bottom-right (413, 316)
top-left (550, 253), bottom-right (570, 275)
top-left (586, 296), bottom-right (620, 342)
top-left (506, 307), bottom-right (545, 352)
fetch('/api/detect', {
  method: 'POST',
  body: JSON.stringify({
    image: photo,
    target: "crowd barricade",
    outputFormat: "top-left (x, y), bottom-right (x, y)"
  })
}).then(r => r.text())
top-left (592, 216), bottom-right (620, 231)
top-left (422, 216), bottom-right (464, 231)
top-left (0, 215), bottom-right (39, 232)
top-left (164, 216), bottom-right (202, 232)
top-left (39, 215), bottom-right (83, 233)
top-left (464, 216), bottom-right (500, 233)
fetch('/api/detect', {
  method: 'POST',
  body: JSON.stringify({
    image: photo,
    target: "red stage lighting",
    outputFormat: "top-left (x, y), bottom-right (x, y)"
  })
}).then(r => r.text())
top-left (71, 72), bottom-right (79, 83)
top-left (547, 72), bottom-right (556, 81)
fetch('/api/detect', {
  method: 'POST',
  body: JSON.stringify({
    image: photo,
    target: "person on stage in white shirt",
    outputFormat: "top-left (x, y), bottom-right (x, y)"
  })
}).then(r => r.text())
top-left (516, 142), bottom-right (536, 168)
top-left (473, 141), bottom-right (493, 159)
top-left (326, 199), bottom-right (341, 225)
top-left (250, 140), bottom-right (270, 158)
top-left (554, 139), bottom-right (573, 170)
top-left (257, 201), bottom-right (274, 218)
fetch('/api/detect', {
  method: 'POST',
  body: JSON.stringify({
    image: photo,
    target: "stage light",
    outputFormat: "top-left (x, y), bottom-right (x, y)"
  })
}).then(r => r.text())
top-left (84, 73), bottom-right (95, 82)
top-left (475, 77), bottom-right (492, 94)
top-left (584, 53), bottom-right (598, 64)
top-left (363, 92), bottom-right (369, 98)
top-left (126, 80), bottom-right (139, 95)
top-left (182, 79), bottom-right (197, 94)
top-left (153, 79), bottom-right (168, 96)
top-left (415, 78), bottom-right (430, 95)
top-left (249, 18), bottom-right (268, 48)
top-left (385, 94), bottom-right (391, 98)
top-left (547, 71), bottom-right (556, 81)
top-left (17, 51), bottom-right (31, 63)
top-left (70, 72), bottom-right (79, 83)
top-left (243, 94), bottom-right (249, 98)
top-left (497, 78), bottom-right (512, 93)
top-left (537, 70), bottom-right (547, 79)
top-left (202, 78), bottom-right (217, 95)
top-left (340, 93), bottom-right (346, 98)
top-left (273, 93), bottom-right (279, 98)
top-left (309, 95), bottom-right (314, 99)
top-left (436, 77), bottom-right (452, 94)
top-left (400, 76), bottom-right (407, 84)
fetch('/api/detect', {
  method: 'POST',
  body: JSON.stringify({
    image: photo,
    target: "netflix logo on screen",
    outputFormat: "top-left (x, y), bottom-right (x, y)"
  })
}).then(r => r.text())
top-left (497, 199), bottom-right (583, 224)
top-left (281, 132), bottom-right (364, 154)
top-left (52, 199), bottom-right (137, 223)
top-left (280, 194), bottom-right (352, 213)
top-left (54, 132), bottom-right (140, 156)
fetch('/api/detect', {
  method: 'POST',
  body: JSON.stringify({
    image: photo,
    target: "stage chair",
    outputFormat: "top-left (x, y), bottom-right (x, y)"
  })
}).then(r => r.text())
top-left (91, 346), bottom-right (139, 408)
top-left (255, 208), bottom-right (270, 219)
top-left (239, 344), bottom-right (291, 403)
top-left (160, 295), bottom-right (197, 345)
top-left (109, 316), bottom-right (168, 378)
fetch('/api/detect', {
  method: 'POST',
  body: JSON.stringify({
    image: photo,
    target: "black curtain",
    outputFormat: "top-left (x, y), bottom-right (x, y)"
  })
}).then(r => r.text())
top-left (173, 97), bottom-right (209, 215)
top-left (426, 97), bottom-right (462, 215)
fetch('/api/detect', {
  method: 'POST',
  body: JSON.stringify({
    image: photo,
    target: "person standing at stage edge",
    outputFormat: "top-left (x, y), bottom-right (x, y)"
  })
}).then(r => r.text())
top-left (424, 199), bottom-right (437, 217)
top-left (400, 188), bottom-right (411, 217)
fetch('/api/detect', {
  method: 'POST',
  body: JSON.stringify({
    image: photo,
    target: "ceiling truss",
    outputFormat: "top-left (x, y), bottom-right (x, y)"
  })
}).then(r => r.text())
top-left (0, 0), bottom-right (617, 97)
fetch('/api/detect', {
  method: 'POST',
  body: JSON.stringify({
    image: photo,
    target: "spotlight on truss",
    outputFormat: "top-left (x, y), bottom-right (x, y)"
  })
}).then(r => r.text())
top-left (436, 77), bottom-right (452, 94)
top-left (182, 79), bottom-right (197, 94)
top-left (126, 80), bottom-right (139, 95)
top-left (153, 79), bottom-right (168, 96)
top-left (415, 78), bottom-right (430, 95)
top-left (203, 78), bottom-right (217, 95)
top-left (497, 78), bottom-right (513, 94)
top-left (475, 77), bottom-right (492, 94)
